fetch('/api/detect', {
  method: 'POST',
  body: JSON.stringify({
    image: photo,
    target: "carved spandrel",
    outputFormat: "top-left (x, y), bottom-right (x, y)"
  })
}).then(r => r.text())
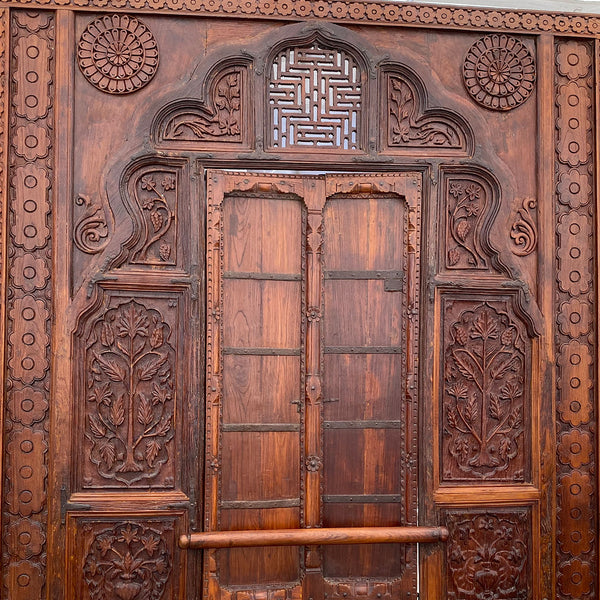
top-left (441, 297), bottom-right (531, 482)
top-left (158, 66), bottom-right (245, 144)
top-left (81, 298), bottom-right (178, 488)
top-left (445, 509), bottom-right (531, 600)
top-left (385, 72), bottom-right (469, 152)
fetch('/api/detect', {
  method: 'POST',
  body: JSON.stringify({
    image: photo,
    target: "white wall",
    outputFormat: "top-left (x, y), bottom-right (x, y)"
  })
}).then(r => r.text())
top-left (402, 0), bottom-right (600, 14)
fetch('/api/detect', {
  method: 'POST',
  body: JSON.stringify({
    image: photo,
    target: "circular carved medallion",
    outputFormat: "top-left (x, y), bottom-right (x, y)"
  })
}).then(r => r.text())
top-left (463, 34), bottom-right (536, 111)
top-left (78, 14), bottom-right (159, 94)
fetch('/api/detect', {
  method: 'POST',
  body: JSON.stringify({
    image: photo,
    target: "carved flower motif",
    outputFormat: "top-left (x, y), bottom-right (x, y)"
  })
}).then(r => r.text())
top-left (399, 6), bottom-right (418, 23)
top-left (383, 5), bottom-right (400, 21)
top-left (557, 518), bottom-right (594, 555)
top-left (8, 519), bottom-right (46, 559)
top-left (558, 429), bottom-right (593, 469)
top-left (8, 387), bottom-right (48, 426)
top-left (77, 14), bottom-right (159, 94)
top-left (276, 1), bottom-right (295, 16)
top-left (306, 455), bottom-right (322, 472)
top-left (13, 123), bottom-right (51, 161)
top-left (557, 41), bottom-right (592, 78)
top-left (557, 168), bottom-right (591, 210)
top-left (558, 558), bottom-right (593, 598)
top-left (12, 255), bottom-right (50, 292)
top-left (557, 298), bottom-right (591, 338)
top-left (486, 11), bottom-right (505, 28)
top-left (559, 471), bottom-right (593, 502)
top-left (161, 174), bottom-right (176, 191)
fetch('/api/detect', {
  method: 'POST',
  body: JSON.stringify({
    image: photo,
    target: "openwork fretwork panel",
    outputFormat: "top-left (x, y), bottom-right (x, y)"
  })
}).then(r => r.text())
top-left (269, 42), bottom-right (362, 150)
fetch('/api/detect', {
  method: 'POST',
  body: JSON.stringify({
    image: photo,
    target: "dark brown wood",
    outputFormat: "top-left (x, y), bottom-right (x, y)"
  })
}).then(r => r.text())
top-left (1, 4), bottom-right (598, 600)
top-left (180, 526), bottom-right (449, 549)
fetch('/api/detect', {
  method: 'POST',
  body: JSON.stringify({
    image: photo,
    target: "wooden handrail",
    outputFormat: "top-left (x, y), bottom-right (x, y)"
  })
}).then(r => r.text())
top-left (179, 526), bottom-right (448, 549)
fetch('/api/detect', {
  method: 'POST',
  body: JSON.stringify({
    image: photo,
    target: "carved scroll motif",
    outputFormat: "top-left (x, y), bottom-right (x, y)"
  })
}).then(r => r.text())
top-left (387, 74), bottom-right (465, 149)
top-left (443, 300), bottom-right (530, 481)
top-left (555, 39), bottom-right (597, 600)
top-left (161, 67), bottom-right (243, 142)
top-left (3, 11), bottom-right (54, 598)
top-left (510, 198), bottom-right (537, 257)
top-left (446, 510), bottom-right (530, 600)
top-left (83, 300), bottom-right (175, 487)
top-left (83, 522), bottom-right (171, 600)
top-left (73, 194), bottom-right (113, 254)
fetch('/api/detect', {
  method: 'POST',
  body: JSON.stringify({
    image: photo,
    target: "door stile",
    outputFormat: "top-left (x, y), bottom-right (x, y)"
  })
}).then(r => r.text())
top-left (302, 177), bottom-right (326, 600)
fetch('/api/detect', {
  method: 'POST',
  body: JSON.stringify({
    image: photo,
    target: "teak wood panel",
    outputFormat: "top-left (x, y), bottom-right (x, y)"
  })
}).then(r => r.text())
top-left (0, 4), bottom-right (597, 600)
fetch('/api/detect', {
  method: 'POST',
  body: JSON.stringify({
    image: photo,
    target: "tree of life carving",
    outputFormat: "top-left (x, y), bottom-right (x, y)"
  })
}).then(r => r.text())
top-left (85, 300), bottom-right (175, 486)
top-left (444, 303), bottom-right (527, 480)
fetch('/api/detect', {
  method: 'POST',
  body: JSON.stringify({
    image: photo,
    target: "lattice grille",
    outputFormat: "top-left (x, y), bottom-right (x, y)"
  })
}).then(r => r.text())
top-left (269, 43), bottom-right (362, 150)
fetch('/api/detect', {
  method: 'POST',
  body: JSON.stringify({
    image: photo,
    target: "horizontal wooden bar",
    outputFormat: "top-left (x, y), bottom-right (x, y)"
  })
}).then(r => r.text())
top-left (222, 423), bottom-right (300, 432)
top-left (324, 270), bottom-right (403, 280)
top-left (323, 346), bottom-right (402, 354)
top-left (324, 420), bottom-right (403, 429)
top-left (223, 271), bottom-right (301, 281)
top-left (223, 347), bottom-right (301, 355)
top-left (179, 526), bottom-right (448, 549)
top-left (221, 499), bottom-right (301, 509)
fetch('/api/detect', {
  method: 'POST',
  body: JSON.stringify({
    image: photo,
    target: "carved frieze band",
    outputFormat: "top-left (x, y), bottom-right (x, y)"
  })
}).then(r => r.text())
top-left (3, 0), bottom-right (600, 36)
top-left (445, 508), bottom-right (531, 600)
top-left (555, 39), bottom-right (596, 600)
top-left (441, 295), bottom-right (531, 482)
top-left (3, 11), bottom-right (54, 599)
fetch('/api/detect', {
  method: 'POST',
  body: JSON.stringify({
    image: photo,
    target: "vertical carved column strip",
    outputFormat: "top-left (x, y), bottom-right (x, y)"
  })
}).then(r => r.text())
top-left (3, 10), bottom-right (54, 599)
top-left (3, 9), bottom-right (55, 598)
top-left (0, 10), bottom-right (7, 599)
top-left (555, 38), bottom-right (597, 600)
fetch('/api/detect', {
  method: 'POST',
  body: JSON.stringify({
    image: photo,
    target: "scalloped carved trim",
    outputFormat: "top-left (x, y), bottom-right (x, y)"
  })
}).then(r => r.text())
top-left (4, 1), bottom-right (600, 36)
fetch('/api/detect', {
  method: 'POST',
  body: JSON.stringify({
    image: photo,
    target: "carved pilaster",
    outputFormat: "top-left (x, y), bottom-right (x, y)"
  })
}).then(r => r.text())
top-left (3, 10), bottom-right (54, 599)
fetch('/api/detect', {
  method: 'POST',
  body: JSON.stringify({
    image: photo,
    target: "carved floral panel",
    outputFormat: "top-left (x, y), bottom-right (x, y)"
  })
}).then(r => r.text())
top-left (445, 508), bottom-right (531, 600)
top-left (442, 171), bottom-right (498, 272)
top-left (80, 297), bottom-right (180, 488)
top-left (441, 296), bottom-right (531, 482)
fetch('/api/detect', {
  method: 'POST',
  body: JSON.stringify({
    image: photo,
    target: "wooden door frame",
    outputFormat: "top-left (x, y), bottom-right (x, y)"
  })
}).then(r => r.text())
top-left (0, 2), bottom-right (598, 599)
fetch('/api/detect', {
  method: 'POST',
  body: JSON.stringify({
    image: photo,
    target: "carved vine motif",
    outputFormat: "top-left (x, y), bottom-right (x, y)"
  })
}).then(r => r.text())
top-left (463, 34), bottom-right (536, 111)
top-left (83, 522), bottom-right (171, 600)
top-left (162, 68), bottom-right (242, 141)
top-left (444, 302), bottom-right (527, 480)
top-left (73, 193), bottom-right (113, 254)
top-left (130, 170), bottom-right (177, 265)
top-left (445, 178), bottom-right (488, 270)
top-left (446, 511), bottom-right (529, 600)
top-left (85, 300), bottom-right (175, 485)
top-left (77, 14), bottom-right (159, 94)
top-left (510, 198), bottom-right (537, 257)
top-left (387, 75), bottom-right (463, 148)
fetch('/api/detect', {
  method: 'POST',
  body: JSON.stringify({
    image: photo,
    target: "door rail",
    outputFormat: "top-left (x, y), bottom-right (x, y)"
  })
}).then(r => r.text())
top-left (179, 526), bottom-right (448, 549)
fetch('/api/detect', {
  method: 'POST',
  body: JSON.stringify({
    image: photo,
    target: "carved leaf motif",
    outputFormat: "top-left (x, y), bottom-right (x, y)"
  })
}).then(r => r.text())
top-left (94, 353), bottom-right (126, 383)
top-left (138, 355), bottom-right (169, 382)
top-left (456, 220), bottom-right (470, 241)
top-left (137, 394), bottom-right (153, 426)
top-left (99, 442), bottom-right (116, 469)
top-left (109, 395), bottom-right (125, 427)
top-left (89, 382), bottom-right (113, 405)
top-left (88, 414), bottom-right (106, 438)
top-left (155, 417), bottom-right (171, 437)
top-left (146, 440), bottom-right (161, 467)
top-left (101, 322), bottom-right (115, 347)
top-left (489, 394), bottom-right (501, 420)
top-left (159, 243), bottom-right (171, 262)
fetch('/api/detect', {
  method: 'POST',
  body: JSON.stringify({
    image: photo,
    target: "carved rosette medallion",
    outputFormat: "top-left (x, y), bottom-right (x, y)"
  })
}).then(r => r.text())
top-left (78, 14), bottom-right (159, 94)
top-left (84, 300), bottom-right (175, 486)
top-left (83, 522), bottom-right (171, 600)
top-left (463, 34), bottom-right (535, 111)
top-left (446, 510), bottom-right (530, 600)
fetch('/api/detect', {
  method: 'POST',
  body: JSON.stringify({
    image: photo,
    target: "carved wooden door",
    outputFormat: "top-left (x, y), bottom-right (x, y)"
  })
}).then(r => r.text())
top-left (2, 5), bottom-right (599, 600)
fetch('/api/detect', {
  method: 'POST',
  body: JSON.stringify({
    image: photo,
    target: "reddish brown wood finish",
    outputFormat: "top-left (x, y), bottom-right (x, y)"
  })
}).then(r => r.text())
top-left (0, 4), bottom-right (598, 600)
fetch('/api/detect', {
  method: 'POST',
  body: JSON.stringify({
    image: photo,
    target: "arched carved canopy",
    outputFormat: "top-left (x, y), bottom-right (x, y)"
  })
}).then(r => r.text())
top-left (152, 24), bottom-right (473, 157)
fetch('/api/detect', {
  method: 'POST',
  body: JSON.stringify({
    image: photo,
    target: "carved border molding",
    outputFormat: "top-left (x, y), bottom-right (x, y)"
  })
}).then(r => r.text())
top-left (1, 0), bottom-right (600, 36)
top-left (555, 39), bottom-right (597, 600)
top-left (3, 11), bottom-right (54, 599)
